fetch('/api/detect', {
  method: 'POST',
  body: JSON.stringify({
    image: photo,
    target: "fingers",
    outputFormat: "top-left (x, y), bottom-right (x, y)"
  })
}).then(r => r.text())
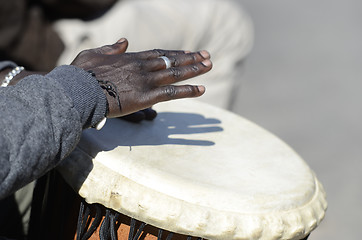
top-left (120, 108), bottom-right (157, 123)
top-left (135, 50), bottom-right (210, 73)
top-left (142, 108), bottom-right (158, 120)
top-left (149, 85), bottom-right (206, 104)
top-left (149, 59), bottom-right (212, 86)
top-left (129, 49), bottom-right (191, 60)
top-left (120, 50), bottom-right (211, 77)
top-left (147, 50), bottom-right (211, 71)
top-left (120, 111), bottom-right (146, 123)
top-left (94, 38), bottom-right (129, 55)
top-left (84, 43), bottom-right (212, 118)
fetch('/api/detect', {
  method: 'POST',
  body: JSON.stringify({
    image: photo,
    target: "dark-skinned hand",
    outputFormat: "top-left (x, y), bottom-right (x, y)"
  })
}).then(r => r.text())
top-left (3, 64), bottom-right (156, 122)
top-left (70, 38), bottom-right (212, 118)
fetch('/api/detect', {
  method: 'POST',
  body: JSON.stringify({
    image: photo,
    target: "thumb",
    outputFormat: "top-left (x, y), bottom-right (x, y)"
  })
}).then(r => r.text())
top-left (95, 38), bottom-right (128, 55)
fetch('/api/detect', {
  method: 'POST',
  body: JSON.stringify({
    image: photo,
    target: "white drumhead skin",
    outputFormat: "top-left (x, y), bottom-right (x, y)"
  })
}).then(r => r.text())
top-left (59, 99), bottom-right (327, 240)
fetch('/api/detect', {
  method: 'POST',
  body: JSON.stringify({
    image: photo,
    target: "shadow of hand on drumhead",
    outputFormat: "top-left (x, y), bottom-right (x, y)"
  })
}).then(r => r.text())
top-left (59, 112), bottom-right (223, 191)
top-left (151, 112), bottom-right (223, 146)
top-left (79, 112), bottom-right (224, 155)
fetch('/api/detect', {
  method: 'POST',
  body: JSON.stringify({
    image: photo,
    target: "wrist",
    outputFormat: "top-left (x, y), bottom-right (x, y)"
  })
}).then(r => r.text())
top-left (46, 65), bottom-right (108, 129)
top-left (8, 70), bottom-right (46, 86)
top-left (1, 66), bottom-right (25, 87)
top-left (0, 68), bottom-right (12, 82)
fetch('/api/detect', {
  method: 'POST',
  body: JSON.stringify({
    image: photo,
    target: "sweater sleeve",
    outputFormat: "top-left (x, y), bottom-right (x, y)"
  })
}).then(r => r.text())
top-left (0, 64), bottom-right (107, 198)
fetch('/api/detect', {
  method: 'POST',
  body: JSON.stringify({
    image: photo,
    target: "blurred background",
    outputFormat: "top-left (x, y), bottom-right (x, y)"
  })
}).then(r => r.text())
top-left (233, 0), bottom-right (362, 239)
top-left (1, 0), bottom-right (360, 239)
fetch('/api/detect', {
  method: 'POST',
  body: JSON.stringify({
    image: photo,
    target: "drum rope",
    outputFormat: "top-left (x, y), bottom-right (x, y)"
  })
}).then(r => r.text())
top-left (77, 200), bottom-right (91, 239)
top-left (76, 201), bottom-right (85, 239)
top-left (157, 229), bottom-right (163, 240)
top-left (156, 229), bottom-right (175, 240)
top-left (88, 206), bottom-right (103, 239)
top-left (98, 207), bottom-right (121, 240)
top-left (110, 211), bottom-right (121, 240)
top-left (129, 218), bottom-right (147, 240)
top-left (77, 201), bottom-right (104, 240)
top-left (166, 232), bottom-right (174, 240)
top-left (100, 209), bottom-right (112, 240)
top-left (76, 200), bottom-right (204, 240)
top-left (128, 218), bottom-right (136, 240)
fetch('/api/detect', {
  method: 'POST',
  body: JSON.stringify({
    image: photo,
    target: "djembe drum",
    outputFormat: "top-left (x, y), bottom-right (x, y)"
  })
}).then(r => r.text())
top-left (35, 99), bottom-right (327, 240)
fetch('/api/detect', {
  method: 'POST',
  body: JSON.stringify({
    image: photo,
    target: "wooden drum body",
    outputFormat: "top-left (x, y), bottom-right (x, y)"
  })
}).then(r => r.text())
top-left (58, 99), bottom-right (327, 240)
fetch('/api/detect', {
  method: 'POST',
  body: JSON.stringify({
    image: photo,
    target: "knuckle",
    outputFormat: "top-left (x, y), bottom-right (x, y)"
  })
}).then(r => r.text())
top-left (191, 65), bottom-right (199, 72)
top-left (103, 44), bottom-right (113, 50)
top-left (191, 54), bottom-right (197, 62)
top-left (164, 86), bottom-right (177, 97)
top-left (77, 49), bottom-right (89, 58)
top-left (153, 49), bottom-right (165, 56)
top-left (143, 73), bottom-right (153, 85)
top-left (170, 68), bottom-right (182, 79)
top-left (95, 45), bottom-right (112, 54)
top-left (187, 85), bottom-right (199, 95)
top-left (128, 60), bottom-right (143, 70)
top-left (134, 60), bottom-right (144, 70)
top-left (170, 57), bottom-right (179, 67)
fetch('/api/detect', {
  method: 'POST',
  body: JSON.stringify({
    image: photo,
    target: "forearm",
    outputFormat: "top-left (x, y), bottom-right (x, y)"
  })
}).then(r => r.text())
top-left (0, 64), bottom-right (107, 198)
top-left (0, 40), bottom-right (212, 198)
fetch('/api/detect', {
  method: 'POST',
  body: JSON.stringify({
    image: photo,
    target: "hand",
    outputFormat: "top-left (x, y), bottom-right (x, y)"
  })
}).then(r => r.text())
top-left (71, 38), bottom-right (212, 118)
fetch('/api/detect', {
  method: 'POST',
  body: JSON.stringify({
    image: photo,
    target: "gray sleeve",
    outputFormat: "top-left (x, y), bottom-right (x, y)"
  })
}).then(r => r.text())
top-left (0, 64), bottom-right (107, 198)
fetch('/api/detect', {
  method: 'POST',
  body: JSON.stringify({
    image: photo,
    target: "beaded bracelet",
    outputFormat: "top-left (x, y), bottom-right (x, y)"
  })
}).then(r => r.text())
top-left (88, 70), bottom-right (108, 130)
top-left (1, 66), bottom-right (25, 87)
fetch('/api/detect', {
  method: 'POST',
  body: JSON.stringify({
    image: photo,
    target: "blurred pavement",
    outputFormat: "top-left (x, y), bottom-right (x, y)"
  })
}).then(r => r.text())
top-left (232, 0), bottom-right (362, 239)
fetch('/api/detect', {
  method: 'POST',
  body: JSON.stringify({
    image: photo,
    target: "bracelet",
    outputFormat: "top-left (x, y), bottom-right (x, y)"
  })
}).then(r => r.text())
top-left (94, 117), bottom-right (107, 130)
top-left (1, 66), bottom-right (25, 87)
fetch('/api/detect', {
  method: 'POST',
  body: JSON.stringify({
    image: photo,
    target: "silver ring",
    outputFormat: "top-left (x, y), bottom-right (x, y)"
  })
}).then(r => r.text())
top-left (158, 56), bottom-right (172, 69)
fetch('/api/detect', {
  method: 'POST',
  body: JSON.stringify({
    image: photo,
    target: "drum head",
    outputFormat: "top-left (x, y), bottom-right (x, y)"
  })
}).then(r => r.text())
top-left (59, 99), bottom-right (327, 240)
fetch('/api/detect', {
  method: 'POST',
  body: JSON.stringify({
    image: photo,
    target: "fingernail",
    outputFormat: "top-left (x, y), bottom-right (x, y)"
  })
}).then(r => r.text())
top-left (199, 50), bottom-right (210, 59)
top-left (117, 38), bottom-right (126, 43)
top-left (201, 59), bottom-right (212, 67)
top-left (197, 85), bottom-right (206, 93)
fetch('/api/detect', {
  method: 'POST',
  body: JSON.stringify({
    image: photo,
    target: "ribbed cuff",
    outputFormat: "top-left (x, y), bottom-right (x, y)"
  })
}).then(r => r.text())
top-left (46, 65), bottom-right (107, 129)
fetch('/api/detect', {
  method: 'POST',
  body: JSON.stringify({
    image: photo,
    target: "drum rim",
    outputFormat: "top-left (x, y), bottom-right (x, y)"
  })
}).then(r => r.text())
top-left (71, 157), bottom-right (326, 240)
top-left (58, 99), bottom-right (328, 240)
